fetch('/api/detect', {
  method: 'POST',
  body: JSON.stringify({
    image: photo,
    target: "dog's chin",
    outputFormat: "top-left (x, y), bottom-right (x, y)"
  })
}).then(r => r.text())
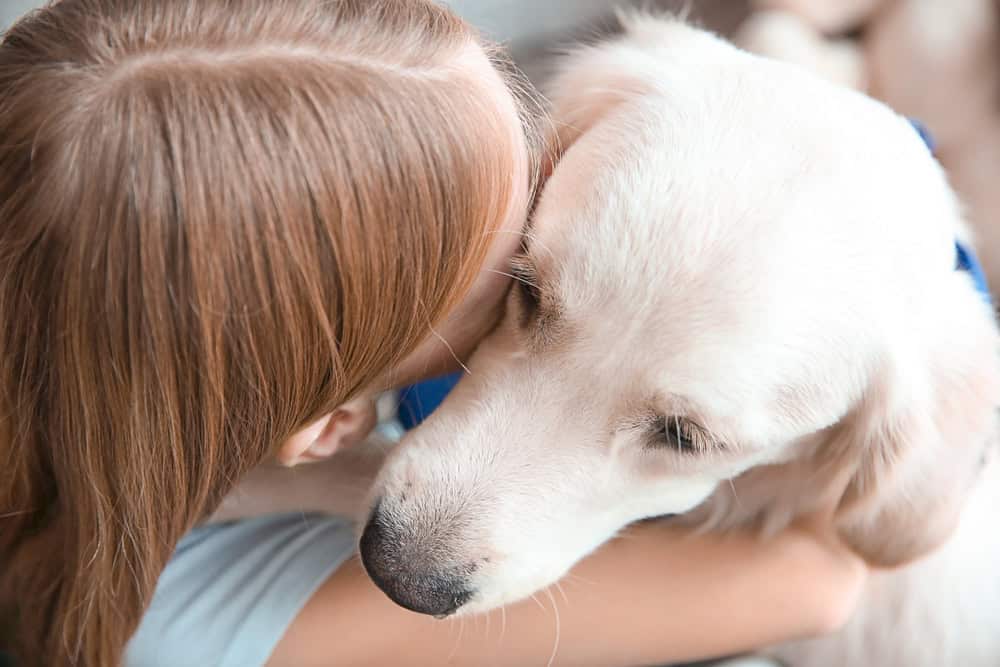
top-left (454, 562), bottom-right (579, 616)
top-left (450, 494), bottom-right (718, 616)
top-left (451, 523), bottom-right (647, 616)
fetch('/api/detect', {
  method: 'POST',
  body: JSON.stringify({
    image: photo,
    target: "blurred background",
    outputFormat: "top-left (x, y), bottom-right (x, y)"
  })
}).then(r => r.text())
top-left (441, 0), bottom-right (748, 80)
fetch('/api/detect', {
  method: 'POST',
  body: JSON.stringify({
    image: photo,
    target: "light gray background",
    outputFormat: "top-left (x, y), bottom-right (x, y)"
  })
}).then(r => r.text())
top-left (1, 0), bottom-right (625, 39)
top-left (1, 0), bottom-right (40, 29)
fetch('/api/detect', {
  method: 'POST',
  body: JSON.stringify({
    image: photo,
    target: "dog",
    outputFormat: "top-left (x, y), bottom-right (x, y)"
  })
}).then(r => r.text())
top-left (359, 16), bottom-right (1000, 666)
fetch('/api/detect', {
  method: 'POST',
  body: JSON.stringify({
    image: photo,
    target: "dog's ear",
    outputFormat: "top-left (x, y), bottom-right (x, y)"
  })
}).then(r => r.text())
top-left (543, 14), bottom-right (736, 173)
top-left (542, 44), bottom-right (652, 180)
top-left (826, 277), bottom-right (999, 568)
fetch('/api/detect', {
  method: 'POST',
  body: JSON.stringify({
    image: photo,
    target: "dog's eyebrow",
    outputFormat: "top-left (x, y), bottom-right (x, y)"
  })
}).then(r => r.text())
top-left (510, 252), bottom-right (563, 340)
top-left (523, 208), bottom-right (538, 236)
top-left (509, 253), bottom-right (541, 304)
top-left (516, 216), bottom-right (539, 255)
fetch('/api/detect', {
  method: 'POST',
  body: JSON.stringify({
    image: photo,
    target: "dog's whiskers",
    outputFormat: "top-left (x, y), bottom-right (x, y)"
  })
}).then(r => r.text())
top-left (445, 614), bottom-right (466, 662)
top-left (417, 296), bottom-right (471, 376)
top-left (560, 571), bottom-right (597, 588)
top-left (543, 586), bottom-right (562, 667)
top-left (483, 228), bottom-right (556, 261)
top-left (727, 477), bottom-right (744, 511)
top-left (486, 268), bottom-right (540, 291)
top-left (552, 581), bottom-right (570, 607)
top-left (499, 605), bottom-right (508, 644)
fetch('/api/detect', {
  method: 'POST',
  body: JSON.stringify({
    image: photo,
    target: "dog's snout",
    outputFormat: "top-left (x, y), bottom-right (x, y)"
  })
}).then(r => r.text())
top-left (359, 507), bottom-right (473, 617)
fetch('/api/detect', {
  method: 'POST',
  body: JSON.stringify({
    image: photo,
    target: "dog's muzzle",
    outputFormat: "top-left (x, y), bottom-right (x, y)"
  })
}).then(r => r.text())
top-left (359, 500), bottom-right (475, 617)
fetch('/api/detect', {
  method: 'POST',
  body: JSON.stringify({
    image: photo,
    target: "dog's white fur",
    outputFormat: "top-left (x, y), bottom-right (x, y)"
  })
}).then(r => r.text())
top-left (368, 17), bottom-right (1000, 665)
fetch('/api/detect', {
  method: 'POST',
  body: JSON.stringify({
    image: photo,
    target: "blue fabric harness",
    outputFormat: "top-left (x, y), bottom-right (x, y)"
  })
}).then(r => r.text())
top-left (909, 119), bottom-right (991, 303)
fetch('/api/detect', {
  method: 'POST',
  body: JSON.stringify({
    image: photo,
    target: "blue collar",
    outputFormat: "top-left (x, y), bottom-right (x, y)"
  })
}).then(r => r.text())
top-left (956, 239), bottom-right (991, 302)
top-left (909, 119), bottom-right (991, 303)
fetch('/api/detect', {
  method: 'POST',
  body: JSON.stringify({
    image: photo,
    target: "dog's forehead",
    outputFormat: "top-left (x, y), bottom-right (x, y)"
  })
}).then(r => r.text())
top-left (531, 52), bottom-right (939, 329)
top-left (533, 106), bottom-right (824, 336)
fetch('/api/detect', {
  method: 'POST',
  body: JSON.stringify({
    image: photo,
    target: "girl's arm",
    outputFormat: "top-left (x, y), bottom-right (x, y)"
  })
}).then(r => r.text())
top-left (269, 518), bottom-right (866, 667)
top-left (207, 444), bottom-right (387, 524)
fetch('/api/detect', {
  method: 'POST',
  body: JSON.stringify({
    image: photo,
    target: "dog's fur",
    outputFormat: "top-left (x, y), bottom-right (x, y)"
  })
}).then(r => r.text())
top-left (366, 17), bottom-right (1000, 665)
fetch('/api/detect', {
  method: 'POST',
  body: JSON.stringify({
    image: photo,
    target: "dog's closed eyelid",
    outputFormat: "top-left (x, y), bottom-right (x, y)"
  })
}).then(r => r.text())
top-left (509, 254), bottom-right (536, 284)
top-left (509, 255), bottom-right (541, 323)
top-left (655, 416), bottom-right (700, 453)
top-left (642, 415), bottom-right (722, 455)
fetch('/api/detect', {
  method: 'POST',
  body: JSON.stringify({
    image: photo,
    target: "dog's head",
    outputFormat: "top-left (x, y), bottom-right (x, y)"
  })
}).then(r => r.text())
top-left (360, 18), bottom-right (1000, 617)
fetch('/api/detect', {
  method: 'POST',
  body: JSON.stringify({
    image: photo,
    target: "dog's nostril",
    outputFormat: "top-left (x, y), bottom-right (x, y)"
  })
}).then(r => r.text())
top-left (359, 512), bottom-right (474, 617)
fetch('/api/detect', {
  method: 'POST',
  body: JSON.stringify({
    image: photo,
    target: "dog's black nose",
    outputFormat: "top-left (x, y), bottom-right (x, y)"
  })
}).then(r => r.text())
top-left (359, 508), bottom-right (473, 617)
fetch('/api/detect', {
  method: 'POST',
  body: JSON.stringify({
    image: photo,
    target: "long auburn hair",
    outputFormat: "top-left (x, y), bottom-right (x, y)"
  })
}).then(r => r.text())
top-left (0, 0), bottom-right (529, 663)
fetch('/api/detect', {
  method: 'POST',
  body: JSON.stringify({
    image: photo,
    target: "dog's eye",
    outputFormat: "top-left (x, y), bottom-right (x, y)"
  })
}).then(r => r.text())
top-left (509, 255), bottom-right (540, 321)
top-left (651, 416), bottom-right (703, 453)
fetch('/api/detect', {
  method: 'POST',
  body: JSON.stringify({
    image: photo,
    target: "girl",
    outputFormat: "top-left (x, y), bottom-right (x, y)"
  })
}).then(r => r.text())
top-left (0, 1), bottom-right (865, 665)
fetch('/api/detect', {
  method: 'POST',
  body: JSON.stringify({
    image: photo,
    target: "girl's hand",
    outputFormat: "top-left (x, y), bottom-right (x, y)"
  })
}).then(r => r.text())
top-left (787, 508), bottom-right (870, 632)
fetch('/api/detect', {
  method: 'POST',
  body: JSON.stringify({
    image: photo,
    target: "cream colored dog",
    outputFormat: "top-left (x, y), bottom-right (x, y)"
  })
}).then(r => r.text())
top-left (360, 16), bottom-right (1000, 666)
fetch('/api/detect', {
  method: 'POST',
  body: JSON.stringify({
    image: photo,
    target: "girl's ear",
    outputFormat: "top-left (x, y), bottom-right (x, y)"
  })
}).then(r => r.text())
top-left (278, 397), bottom-right (378, 466)
top-left (278, 413), bottom-right (334, 466)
